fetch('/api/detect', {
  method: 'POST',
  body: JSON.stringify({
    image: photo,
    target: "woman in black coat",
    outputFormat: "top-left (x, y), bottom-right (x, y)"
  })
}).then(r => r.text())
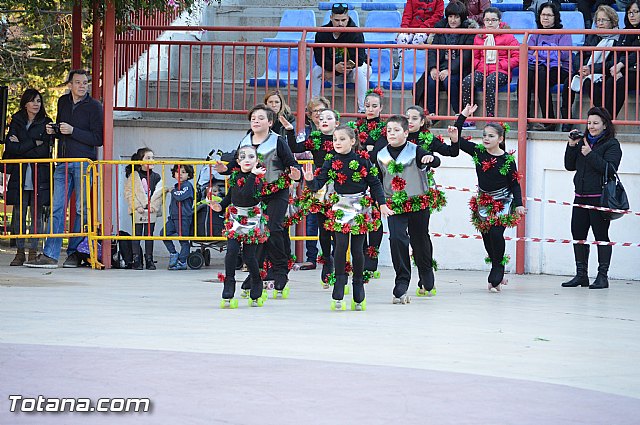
top-left (414, 1), bottom-right (478, 115)
top-left (562, 107), bottom-right (622, 290)
top-left (4, 89), bottom-right (53, 265)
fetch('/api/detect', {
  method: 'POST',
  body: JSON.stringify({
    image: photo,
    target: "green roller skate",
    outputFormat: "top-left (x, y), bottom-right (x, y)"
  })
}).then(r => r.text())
top-left (330, 299), bottom-right (347, 311)
top-left (249, 298), bottom-right (265, 307)
top-left (351, 299), bottom-right (367, 311)
top-left (271, 285), bottom-right (290, 299)
top-left (344, 284), bottom-right (351, 295)
top-left (373, 271), bottom-right (381, 279)
top-left (416, 287), bottom-right (437, 297)
top-left (240, 289), bottom-right (250, 299)
top-left (220, 298), bottom-right (239, 309)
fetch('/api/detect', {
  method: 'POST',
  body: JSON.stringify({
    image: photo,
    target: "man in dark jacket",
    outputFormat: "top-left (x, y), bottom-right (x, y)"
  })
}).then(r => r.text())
top-left (311, 3), bottom-right (370, 112)
top-left (25, 69), bottom-right (104, 269)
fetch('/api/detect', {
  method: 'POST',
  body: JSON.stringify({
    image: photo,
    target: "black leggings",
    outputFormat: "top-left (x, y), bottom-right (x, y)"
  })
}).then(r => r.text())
top-left (256, 190), bottom-right (290, 289)
top-left (224, 239), bottom-right (262, 300)
top-left (482, 225), bottom-right (507, 286)
top-left (333, 232), bottom-right (365, 302)
top-left (571, 196), bottom-right (612, 264)
top-left (363, 224), bottom-right (383, 271)
top-left (317, 213), bottom-right (333, 261)
top-left (133, 222), bottom-right (155, 258)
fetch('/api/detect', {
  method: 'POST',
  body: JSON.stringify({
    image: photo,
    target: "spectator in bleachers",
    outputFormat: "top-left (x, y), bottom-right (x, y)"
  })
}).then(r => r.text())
top-left (561, 5), bottom-right (620, 131)
top-left (462, 0), bottom-right (491, 26)
top-left (604, 0), bottom-right (640, 118)
top-left (576, 0), bottom-right (614, 28)
top-left (461, 7), bottom-right (520, 128)
top-left (4, 89), bottom-right (52, 266)
top-left (526, 1), bottom-right (572, 131)
top-left (312, 3), bottom-right (369, 113)
top-left (415, 1), bottom-right (477, 115)
top-left (264, 90), bottom-right (296, 138)
top-left (395, 0), bottom-right (445, 67)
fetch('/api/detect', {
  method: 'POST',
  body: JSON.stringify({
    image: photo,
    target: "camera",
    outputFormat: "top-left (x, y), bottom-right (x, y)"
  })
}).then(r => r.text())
top-left (569, 130), bottom-right (584, 140)
top-left (50, 123), bottom-right (61, 134)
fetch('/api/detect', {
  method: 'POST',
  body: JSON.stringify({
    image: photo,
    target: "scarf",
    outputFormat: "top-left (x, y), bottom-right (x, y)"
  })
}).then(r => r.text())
top-left (586, 132), bottom-right (604, 148)
top-left (571, 34), bottom-right (620, 92)
top-left (485, 34), bottom-right (497, 65)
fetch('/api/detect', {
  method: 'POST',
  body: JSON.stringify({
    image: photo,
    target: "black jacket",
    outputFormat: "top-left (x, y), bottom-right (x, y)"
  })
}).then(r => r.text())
top-left (314, 18), bottom-right (367, 73)
top-left (573, 34), bottom-right (623, 75)
top-left (427, 18), bottom-right (478, 77)
top-left (616, 24), bottom-right (640, 72)
top-left (4, 110), bottom-right (53, 206)
top-left (564, 134), bottom-right (622, 196)
top-left (55, 93), bottom-right (104, 160)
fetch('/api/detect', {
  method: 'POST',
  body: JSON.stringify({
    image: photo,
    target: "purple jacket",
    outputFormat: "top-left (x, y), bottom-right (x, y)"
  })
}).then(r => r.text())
top-left (527, 33), bottom-right (572, 71)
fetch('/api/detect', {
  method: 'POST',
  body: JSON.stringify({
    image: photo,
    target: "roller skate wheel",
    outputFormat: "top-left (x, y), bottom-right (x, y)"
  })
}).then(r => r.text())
top-left (322, 283), bottom-right (330, 289)
top-left (230, 299), bottom-right (239, 309)
top-left (344, 285), bottom-right (350, 295)
top-left (427, 288), bottom-right (437, 297)
top-left (373, 271), bottom-right (381, 279)
top-left (403, 295), bottom-right (411, 304)
top-left (330, 300), bottom-right (337, 311)
top-left (249, 298), bottom-right (264, 307)
top-left (260, 290), bottom-right (268, 301)
top-left (416, 287), bottom-right (426, 297)
top-left (240, 289), bottom-right (250, 299)
top-left (282, 286), bottom-right (290, 299)
top-left (219, 299), bottom-right (228, 309)
top-left (351, 299), bottom-right (366, 311)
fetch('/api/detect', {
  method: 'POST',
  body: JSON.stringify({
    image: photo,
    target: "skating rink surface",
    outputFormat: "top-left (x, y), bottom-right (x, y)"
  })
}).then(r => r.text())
top-left (1, 255), bottom-right (638, 424)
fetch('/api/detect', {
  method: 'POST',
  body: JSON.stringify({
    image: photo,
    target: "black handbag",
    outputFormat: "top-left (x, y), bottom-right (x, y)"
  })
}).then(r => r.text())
top-left (600, 162), bottom-right (629, 220)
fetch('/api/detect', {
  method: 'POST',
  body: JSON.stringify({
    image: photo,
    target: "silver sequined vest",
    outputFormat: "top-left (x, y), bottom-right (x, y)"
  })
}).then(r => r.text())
top-left (377, 143), bottom-right (429, 199)
top-left (239, 132), bottom-right (283, 183)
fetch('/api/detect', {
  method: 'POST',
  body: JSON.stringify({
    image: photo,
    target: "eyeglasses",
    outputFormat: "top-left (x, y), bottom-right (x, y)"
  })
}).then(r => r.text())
top-left (628, 10), bottom-right (639, 16)
top-left (540, 13), bottom-right (555, 18)
top-left (484, 18), bottom-right (499, 23)
top-left (311, 108), bottom-right (324, 115)
top-left (596, 18), bottom-right (611, 23)
top-left (331, 3), bottom-right (348, 14)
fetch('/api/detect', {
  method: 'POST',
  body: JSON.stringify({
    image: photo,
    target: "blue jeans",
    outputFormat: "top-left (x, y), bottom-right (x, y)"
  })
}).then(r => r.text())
top-left (305, 213), bottom-right (318, 263)
top-left (43, 162), bottom-right (90, 260)
top-left (427, 74), bottom-right (461, 114)
top-left (163, 217), bottom-right (192, 263)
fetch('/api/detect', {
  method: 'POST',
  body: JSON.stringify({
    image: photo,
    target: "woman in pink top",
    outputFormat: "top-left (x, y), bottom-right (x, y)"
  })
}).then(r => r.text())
top-left (461, 7), bottom-right (520, 127)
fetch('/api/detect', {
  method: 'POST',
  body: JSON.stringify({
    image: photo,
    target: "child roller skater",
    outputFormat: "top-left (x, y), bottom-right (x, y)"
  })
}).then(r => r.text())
top-left (406, 105), bottom-right (459, 296)
top-left (290, 108), bottom-right (340, 286)
top-left (449, 104), bottom-right (526, 292)
top-left (212, 146), bottom-right (269, 308)
top-left (351, 88), bottom-right (388, 278)
top-left (303, 125), bottom-right (391, 311)
top-left (215, 104), bottom-right (301, 299)
top-left (376, 115), bottom-right (441, 304)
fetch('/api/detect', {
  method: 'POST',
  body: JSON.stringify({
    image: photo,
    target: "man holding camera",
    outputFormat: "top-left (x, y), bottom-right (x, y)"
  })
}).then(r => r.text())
top-left (311, 3), bottom-right (370, 113)
top-left (25, 69), bottom-right (103, 268)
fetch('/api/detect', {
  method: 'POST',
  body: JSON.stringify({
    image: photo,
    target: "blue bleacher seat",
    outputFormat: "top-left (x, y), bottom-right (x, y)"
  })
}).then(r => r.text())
top-left (364, 11), bottom-right (402, 44)
top-left (318, 2), bottom-right (362, 10)
top-left (560, 11), bottom-right (585, 46)
top-left (382, 49), bottom-right (427, 90)
top-left (501, 11), bottom-right (537, 44)
top-left (498, 67), bottom-right (519, 93)
top-left (322, 9), bottom-right (360, 26)
top-left (361, 0), bottom-right (405, 11)
top-left (263, 10), bottom-right (316, 43)
top-left (249, 48), bottom-right (299, 87)
top-left (618, 11), bottom-right (625, 24)
top-left (367, 48), bottom-right (393, 88)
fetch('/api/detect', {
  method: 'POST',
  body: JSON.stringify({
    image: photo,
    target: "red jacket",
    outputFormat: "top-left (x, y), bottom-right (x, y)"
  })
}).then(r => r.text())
top-left (472, 25), bottom-right (520, 76)
top-left (401, 0), bottom-right (444, 29)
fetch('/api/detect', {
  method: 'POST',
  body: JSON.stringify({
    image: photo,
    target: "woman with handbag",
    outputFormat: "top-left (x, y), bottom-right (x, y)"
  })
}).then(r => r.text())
top-left (563, 107), bottom-right (622, 289)
top-left (4, 89), bottom-right (53, 266)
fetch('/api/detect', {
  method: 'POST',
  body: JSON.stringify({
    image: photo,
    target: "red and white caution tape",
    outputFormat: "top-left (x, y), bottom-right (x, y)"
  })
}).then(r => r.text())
top-left (435, 184), bottom-right (639, 217)
top-left (430, 232), bottom-right (640, 247)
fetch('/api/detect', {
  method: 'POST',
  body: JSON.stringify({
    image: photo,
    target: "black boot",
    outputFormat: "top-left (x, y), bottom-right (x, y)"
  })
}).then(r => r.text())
top-left (145, 254), bottom-right (156, 270)
top-left (589, 263), bottom-right (609, 289)
top-left (352, 277), bottom-right (365, 304)
top-left (132, 254), bottom-right (143, 270)
top-left (321, 256), bottom-right (334, 283)
top-left (562, 245), bottom-right (590, 287)
top-left (332, 274), bottom-right (348, 300)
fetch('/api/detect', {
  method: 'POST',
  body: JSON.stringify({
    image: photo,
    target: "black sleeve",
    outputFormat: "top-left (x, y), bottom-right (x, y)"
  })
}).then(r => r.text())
top-left (220, 191), bottom-right (231, 210)
top-left (416, 145), bottom-right (441, 169)
top-left (365, 162), bottom-right (386, 205)
top-left (508, 162), bottom-right (523, 208)
top-left (277, 136), bottom-right (301, 170)
top-left (564, 142), bottom-right (580, 171)
top-left (455, 114), bottom-right (477, 156)
top-left (431, 136), bottom-right (460, 157)
top-left (4, 122), bottom-right (37, 156)
top-left (314, 33), bottom-right (333, 72)
top-left (354, 32), bottom-right (367, 67)
top-left (285, 128), bottom-right (297, 151)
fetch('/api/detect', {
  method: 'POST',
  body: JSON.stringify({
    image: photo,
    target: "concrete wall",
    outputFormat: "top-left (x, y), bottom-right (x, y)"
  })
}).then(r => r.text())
top-left (113, 118), bottom-right (639, 280)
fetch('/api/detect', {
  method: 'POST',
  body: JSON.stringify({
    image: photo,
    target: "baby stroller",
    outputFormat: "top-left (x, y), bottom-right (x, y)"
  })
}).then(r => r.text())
top-left (185, 156), bottom-right (228, 270)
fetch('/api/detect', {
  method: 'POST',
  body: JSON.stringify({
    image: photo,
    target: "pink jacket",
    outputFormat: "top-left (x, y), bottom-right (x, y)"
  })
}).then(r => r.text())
top-left (472, 27), bottom-right (520, 77)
